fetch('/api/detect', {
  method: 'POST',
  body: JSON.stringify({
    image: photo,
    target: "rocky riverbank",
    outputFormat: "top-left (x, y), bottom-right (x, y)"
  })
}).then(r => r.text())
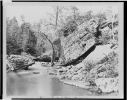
top-left (6, 54), bottom-right (35, 72)
top-left (55, 44), bottom-right (119, 95)
top-left (6, 43), bottom-right (119, 96)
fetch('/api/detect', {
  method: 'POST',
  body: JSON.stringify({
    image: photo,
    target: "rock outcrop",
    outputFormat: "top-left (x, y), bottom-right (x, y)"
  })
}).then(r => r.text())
top-left (7, 54), bottom-right (35, 72)
top-left (56, 44), bottom-right (119, 93)
top-left (56, 20), bottom-right (117, 65)
top-left (95, 77), bottom-right (119, 93)
top-left (54, 19), bottom-right (119, 94)
top-left (61, 31), bottom-right (96, 63)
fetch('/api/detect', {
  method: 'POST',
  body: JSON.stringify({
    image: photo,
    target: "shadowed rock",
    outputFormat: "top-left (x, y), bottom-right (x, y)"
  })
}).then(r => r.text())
top-left (34, 55), bottom-right (59, 62)
top-left (60, 44), bottom-right (96, 66)
top-left (7, 55), bottom-right (35, 72)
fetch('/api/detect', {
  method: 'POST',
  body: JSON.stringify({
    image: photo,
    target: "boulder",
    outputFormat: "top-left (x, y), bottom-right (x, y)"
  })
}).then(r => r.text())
top-left (83, 44), bottom-right (113, 64)
top-left (64, 37), bottom-right (95, 62)
top-left (60, 24), bottom-right (96, 63)
top-left (56, 65), bottom-right (62, 69)
top-left (89, 50), bottom-right (118, 78)
top-left (66, 73), bottom-right (73, 80)
top-left (71, 72), bottom-right (85, 81)
top-left (97, 72), bottom-right (107, 78)
top-left (67, 65), bottom-right (73, 70)
top-left (57, 67), bottom-right (67, 75)
top-left (95, 77), bottom-right (119, 93)
top-left (7, 55), bottom-right (35, 71)
top-left (6, 60), bottom-right (15, 72)
top-left (71, 74), bottom-right (80, 80)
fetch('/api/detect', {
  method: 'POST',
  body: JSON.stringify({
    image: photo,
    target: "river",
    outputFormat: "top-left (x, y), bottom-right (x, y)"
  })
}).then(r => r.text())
top-left (7, 62), bottom-right (98, 97)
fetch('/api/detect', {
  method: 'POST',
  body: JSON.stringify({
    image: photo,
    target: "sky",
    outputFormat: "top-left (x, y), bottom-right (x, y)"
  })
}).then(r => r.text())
top-left (5, 3), bottom-right (118, 26)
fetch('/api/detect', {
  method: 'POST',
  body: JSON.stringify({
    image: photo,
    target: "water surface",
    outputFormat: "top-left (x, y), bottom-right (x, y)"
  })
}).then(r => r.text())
top-left (7, 62), bottom-right (98, 97)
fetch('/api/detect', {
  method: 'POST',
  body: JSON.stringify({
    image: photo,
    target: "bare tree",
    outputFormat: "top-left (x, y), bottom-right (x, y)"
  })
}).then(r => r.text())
top-left (37, 21), bottom-right (55, 67)
top-left (42, 33), bottom-right (55, 66)
top-left (21, 15), bottom-right (25, 23)
top-left (71, 6), bottom-right (79, 20)
top-left (47, 6), bottom-right (66, 31)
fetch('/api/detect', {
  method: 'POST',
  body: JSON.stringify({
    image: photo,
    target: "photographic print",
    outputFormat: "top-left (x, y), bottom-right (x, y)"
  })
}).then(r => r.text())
top-left (3, 2), bottom-right (123, 99)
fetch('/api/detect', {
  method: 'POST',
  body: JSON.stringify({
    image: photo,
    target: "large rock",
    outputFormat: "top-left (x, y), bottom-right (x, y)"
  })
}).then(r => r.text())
top-left (6, 60), bottom-right (14, 71)
top-left (71, 74), bottom-right (80, 80)
top-left (64, 63), bottom-right (87, 81)
top-left (89, 50), bottom-right (119, 78)
top-left (66, 73), bottom-right (73, 80)
top-left (83, 44), bottom-right (113, 64)
top-left (7, 55), bottom-right (35, 70)
top-left (60, 25), bottom-right (96, 62)
top-left (59, 19), bottom-right (117, 64)
top-left (95, 77), bottom-right (119, 93)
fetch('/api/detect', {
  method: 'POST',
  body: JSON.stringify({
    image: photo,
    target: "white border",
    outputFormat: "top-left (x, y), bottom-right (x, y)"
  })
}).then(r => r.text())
top-left (3, 2), bottom-right (124, 99)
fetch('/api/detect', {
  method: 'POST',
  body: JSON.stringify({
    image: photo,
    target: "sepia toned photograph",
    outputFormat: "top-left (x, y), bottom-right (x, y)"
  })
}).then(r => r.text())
top-left (3, 2), bottom-right (124, 99)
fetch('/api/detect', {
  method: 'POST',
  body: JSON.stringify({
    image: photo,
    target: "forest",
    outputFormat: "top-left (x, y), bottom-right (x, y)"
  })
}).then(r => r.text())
top-left (6, 6), bottom-right (119, 96)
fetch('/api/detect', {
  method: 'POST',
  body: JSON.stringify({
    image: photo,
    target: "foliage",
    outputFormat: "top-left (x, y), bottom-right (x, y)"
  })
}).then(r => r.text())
top-left (6, 17), bottom-right (38, 56)
top-left (95, 12), bottom-right (107, 24)
top-left (6, 8), bottom-right (118, 61)
top-left (6, 17), bottom-right (21, 55)
top-left (84, 11), bottom-right (93, 21)
top-left (25, 30), bottom-right (37, 56)
top-left (7, 37), bottom-right (21, 55)
top-left (87, 51), bottom-right (118, 84)
top-left (60, 17), bottom-right (78, 37)
top-left (21, 22), bottom-right (31, 52)
top-left (84, 60), bottom-right (95, 72)
top-left (58, 10), bottom-right (109, 39)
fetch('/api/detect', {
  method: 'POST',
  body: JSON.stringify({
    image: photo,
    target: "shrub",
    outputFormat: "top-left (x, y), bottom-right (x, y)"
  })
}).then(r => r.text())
top-left (59, 19), bottom-right (78, 37)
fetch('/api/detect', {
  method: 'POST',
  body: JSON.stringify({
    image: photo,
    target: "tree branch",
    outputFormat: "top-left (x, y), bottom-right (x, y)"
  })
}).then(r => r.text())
top-left (40, 32), bottom-right (55, 67)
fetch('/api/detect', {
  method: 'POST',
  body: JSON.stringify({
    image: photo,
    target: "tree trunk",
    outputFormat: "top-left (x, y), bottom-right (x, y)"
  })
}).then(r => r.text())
top-left (42, 33), bottom-right (55, 67)
top-left (112, 20), bottom-right (114, 44)
top-left (50, 42), bottom-right (55, 66)
top-left (55, 6), bottom-right (59, 30)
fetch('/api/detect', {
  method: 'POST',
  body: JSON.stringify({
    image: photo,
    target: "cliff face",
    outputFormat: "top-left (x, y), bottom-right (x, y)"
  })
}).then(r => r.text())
top-left (58, 20), bottom-right (118, 63)
top-left (55, 19), bottom-right (119, 94)
top-left (60, 20), bottom-right (97, 63)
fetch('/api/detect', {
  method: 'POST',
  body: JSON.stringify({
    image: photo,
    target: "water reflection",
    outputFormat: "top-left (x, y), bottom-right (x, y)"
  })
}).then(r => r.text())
top-left (7, 62), bottom-right (96, 97)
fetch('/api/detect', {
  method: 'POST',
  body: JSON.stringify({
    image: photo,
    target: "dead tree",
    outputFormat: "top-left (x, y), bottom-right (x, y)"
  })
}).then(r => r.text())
top-left (40, 33), bottom-right (55, 67)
